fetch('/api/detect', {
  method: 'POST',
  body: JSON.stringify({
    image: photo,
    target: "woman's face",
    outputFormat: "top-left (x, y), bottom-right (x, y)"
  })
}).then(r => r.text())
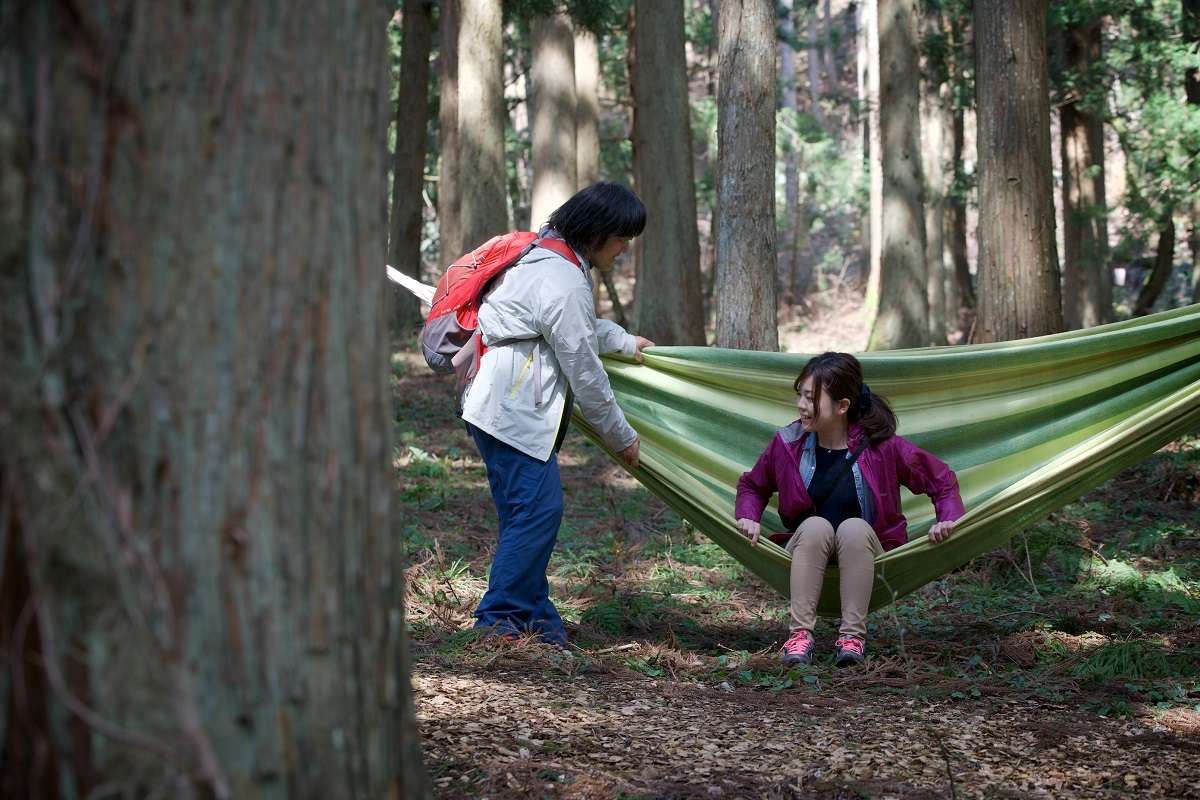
top-left (590, 235), bottom-right (632, 271)
top-left (796, 375), bottom-right (848, 432)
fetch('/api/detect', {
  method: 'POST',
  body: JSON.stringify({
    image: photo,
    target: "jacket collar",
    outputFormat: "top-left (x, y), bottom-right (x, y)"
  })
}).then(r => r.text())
top-left (780, 421), bottom-right (867, 451)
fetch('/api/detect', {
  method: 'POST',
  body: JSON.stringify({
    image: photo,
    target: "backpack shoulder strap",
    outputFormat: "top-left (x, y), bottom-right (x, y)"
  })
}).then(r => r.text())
top-left (534, 237), bottom-right (582, 267)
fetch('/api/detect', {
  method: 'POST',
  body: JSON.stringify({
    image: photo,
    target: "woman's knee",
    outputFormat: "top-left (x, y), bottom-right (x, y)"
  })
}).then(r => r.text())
top-left (792, 516), bottom-right (835, 551)
top-left (835, 519), bottom-right (878, 553)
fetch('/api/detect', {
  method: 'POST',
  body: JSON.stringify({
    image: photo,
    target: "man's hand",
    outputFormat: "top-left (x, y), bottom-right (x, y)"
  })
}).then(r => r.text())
top-left (633, 336), bottom-right (655, 363)
top-left (736, 518), bottom-right (762, 547)
top-left (620, 438), bottom-right (640, 469)
top-left (929, 519), bottom-right (957, 543)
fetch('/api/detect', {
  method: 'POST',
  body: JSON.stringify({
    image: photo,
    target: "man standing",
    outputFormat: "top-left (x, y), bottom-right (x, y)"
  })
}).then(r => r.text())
top-left (461, 182), bottom-right (654, 645)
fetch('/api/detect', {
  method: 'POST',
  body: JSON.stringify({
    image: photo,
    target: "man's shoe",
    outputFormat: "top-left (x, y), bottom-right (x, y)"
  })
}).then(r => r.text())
top-left (834, 637), bottom-right (866, 667)
top-left (781, 629), bottom-right (815, 665)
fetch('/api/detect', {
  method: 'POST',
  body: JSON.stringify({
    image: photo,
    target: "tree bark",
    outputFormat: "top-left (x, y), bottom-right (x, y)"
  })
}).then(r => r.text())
top-left (1060, 20), bottom-right (1111, 329)
top-left (715, 0), bottom-right (778, 350)
top-left (1134, 217), bottom-right (1177, 316)
top-left (867, 0), bottom-right (928, 350)
top-left (973, 0), bottom-right (1063, 342)
top-left (631, 0), bottom-right (706, 345)
top-left (391, 0), bottom-right (435, 334)
top-left (575, 29), bottom-right (601, 188)
top-left (438, 0), bottom-right (463, 264)
top-left (458, 0), bottom-right (509, 247)
top-left (529, 13), bottom-right (577, 230)
top-left (0, 2), bottom-right (429, 796)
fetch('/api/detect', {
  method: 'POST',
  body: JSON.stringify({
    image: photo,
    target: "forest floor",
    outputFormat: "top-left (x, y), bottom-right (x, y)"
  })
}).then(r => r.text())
top-left (396, 309), bottom-right (1200, 799)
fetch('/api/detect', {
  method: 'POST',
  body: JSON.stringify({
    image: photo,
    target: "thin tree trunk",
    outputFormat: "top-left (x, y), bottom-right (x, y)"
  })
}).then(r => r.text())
top-left (823, 0), bottom-right (838, 98)
top-left (1184, 0), bottom-right (1200, 302)
top-left (807, 5), bottom-right (826, 128)
top-left (1134, 217), bottom-right (1177, 316)
top-left (947, 131), bottom-right (973, 313)
top-left (529, 13), bottom-right (577, 230)
top-left (715, 0), bottom-right (778, 350)
top-left (575, 30), bottom-right (601, 188)
top-left (574, 28), bottom-right (602, 314)
top-left (1060, 20), bottom-right (1111, 329)
top-left (944, 9), bottom-right (973, 313)
top-left (854, 0), bottom-right (870, 281)
top-left (0, 2), bottom-right (429, 796)
top-left (507, 44), bottom-right (532, 231)
top-left (973, 0), bottom-right (1063, 342)
top-left (601, 270), bottom-right (630, 328)
top-left (631, 0), bottom-right (706, 344)
top-left (459, 0), bottom-right (509, 247)
top-left (863, 0), bottom-right (883, 330)
top-left (867, 0), bottom-right (927, 350)
top-left (780, 0), bottom-right (801, 305)
top-left (921, 25), bottom-right (948, 346)
top-left (438, 0), bottom-right (463, 263)
top-left (390, 0), bottom-right (435, 334)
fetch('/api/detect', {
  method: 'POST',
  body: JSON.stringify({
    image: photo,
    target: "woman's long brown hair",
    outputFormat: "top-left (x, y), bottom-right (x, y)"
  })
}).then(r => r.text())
top-left (793, 352), bottom-right (898, 445)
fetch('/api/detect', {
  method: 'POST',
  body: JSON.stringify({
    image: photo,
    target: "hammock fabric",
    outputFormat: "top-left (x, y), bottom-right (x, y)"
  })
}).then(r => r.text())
top-left (571, 305), bottom-right (1200, 615)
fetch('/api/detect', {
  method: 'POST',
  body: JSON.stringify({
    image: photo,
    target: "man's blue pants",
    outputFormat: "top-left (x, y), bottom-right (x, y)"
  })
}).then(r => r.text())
top-left (469, 424), bottom-right (567, 645)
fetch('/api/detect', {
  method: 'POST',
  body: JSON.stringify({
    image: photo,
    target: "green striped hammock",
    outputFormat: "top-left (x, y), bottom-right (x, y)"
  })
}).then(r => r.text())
top-left (573, 304), bottom-right (1200, 615)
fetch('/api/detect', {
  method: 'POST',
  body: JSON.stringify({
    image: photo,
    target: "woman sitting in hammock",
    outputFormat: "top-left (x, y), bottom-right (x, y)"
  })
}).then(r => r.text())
top-left (734, 352), bottom-right (964, 667)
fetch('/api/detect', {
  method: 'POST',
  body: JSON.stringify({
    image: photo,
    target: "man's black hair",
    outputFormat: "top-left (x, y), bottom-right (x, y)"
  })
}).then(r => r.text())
top-left (545, 181), bottom-right (646, 256)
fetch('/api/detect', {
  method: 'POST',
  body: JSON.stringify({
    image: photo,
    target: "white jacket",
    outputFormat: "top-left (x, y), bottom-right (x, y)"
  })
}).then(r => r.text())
top-left (460, 244), bottom-right (639, 461)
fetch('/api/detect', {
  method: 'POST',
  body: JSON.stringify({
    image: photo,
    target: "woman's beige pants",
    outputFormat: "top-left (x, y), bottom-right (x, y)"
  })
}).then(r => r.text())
top-left (786, 516), bottom-right (882, 641)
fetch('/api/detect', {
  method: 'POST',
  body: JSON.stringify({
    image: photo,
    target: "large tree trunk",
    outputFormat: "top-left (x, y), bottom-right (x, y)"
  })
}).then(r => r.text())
top-left (575, 30), bottom-right (601, 188)
top-left (631, 0), bottom-right (706, 345)
top-left (1060, 20), bottom-right (1111, 330)
top-left (867, 0), bottom-right (928, 350)
top-left (0, 2), bottom-right (429, 797)
top-left (438, 0), bottom-right (463, 264)
top-left (458, 0), bottom-right (509, 247)
top-left (529, 13), bottom-right (577, 230)
top-left (973, 0), bottom-right (1063, 342)
top-left (1134, 217), bottom-right (1177, 316)
top-left (391, 0), bottom-right (435, 335)
top-left (715, 0), bottom-right (778, 350)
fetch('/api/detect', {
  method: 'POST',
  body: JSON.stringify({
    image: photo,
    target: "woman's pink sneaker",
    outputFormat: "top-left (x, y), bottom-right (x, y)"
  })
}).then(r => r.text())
top-left (781, 629), bottom-right (815, 665)
top-left (834, 637), bottom-right (866, 667)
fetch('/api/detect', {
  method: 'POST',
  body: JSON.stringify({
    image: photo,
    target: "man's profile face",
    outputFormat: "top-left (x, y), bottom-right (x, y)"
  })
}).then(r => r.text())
top-left (591, 235), bottom-right (632, 272)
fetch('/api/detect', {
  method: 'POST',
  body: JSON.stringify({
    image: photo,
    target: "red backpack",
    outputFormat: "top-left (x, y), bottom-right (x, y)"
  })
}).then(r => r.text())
top-left (420, 232), bottom-right (581, 387)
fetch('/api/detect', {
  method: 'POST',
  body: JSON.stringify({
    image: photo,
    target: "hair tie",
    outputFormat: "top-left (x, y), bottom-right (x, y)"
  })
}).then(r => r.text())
top-left (858, 383), bottom-right (873, 414)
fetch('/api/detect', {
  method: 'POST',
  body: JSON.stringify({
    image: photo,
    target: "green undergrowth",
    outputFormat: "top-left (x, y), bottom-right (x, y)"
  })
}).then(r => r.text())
top-left (396, 355), bottom-right (1200, 722)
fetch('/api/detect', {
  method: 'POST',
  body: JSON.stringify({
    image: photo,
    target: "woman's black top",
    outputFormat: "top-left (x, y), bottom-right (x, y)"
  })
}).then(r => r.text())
top-left (807, 446), bottom-right (862, 530)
